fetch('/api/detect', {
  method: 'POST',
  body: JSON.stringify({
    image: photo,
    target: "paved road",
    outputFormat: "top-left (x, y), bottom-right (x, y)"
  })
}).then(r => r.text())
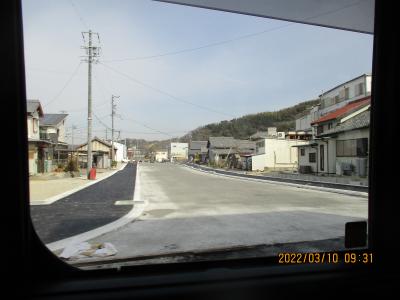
top-left (30, 163), bottom-right (136, 243)
top-left (86, 162), bottom-right (368, 263)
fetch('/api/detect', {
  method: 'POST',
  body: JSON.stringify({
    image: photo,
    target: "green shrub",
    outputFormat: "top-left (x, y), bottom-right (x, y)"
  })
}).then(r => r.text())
top-left (64, 159), bottom-right (78, 172)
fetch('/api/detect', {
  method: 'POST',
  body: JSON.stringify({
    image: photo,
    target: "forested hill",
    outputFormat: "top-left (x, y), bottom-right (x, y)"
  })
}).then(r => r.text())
top-left (184, 99), bottom-right (320, 141)
top-left (122, 99), bottom-right (319, 154)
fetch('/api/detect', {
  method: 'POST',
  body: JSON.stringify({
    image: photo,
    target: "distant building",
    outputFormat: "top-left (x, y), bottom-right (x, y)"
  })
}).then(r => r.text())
top-left (207, 137), bottom-right (236, 164)
top-left (168, 142), bottom-right (188, 162)
top-left (127, 146), bottom-right (145, 161)
top-left (75, 137), bottom-right (116, 169)
top-left (251, 132), bottom-right (308, 171)
top-left (155, 151), bottom-right (168, 162)
top-left (207, 137), bottom-right (256, 169)
top-left (106, 140), bottom-right (127, 162)
top-left (188, 141), bottom-right (208, 162)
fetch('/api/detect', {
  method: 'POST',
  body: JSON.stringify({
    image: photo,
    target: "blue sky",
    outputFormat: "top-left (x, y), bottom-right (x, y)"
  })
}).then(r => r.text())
top-left (22, 0), bottom-right (373, 143)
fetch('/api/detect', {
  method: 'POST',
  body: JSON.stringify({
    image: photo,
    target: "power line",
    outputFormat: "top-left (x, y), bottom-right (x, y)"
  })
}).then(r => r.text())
top-left (99, 62), bottom-right (235, 118)
top-left (68, 0), bottom-right (89, 29)
top-left (43, 62), bottom-right (82, 107)
top-left (26, 67), bottom-right (73, 75)
top-left (93, 112), bottom-right (111, 130)
top-left (102, 1), bottom-right (366, 63)
top-left (103, 24), bottom-right (291, 63)
top-left (121, 115), bottom-right (175, 138)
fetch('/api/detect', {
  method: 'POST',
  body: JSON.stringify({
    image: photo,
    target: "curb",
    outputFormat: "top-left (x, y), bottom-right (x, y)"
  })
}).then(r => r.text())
top-left (47, 163), bottom-right (147, 252)
top-left (183, 164), bottom-right (368, 198)
top-left (30, 163), bottom-right (128, 206)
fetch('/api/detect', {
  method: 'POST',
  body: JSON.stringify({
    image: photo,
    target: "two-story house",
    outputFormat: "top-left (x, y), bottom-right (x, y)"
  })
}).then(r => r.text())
top-left (295, 73), bottom-right (371, 136)
top-left (294, 74), bottom-right (372, 176)
top-left (296, 95), bottom-right (371, 176)
top-left (39, 113), bottom-right (68, 168)
top-left (27, 100), bottom-right (52, 175)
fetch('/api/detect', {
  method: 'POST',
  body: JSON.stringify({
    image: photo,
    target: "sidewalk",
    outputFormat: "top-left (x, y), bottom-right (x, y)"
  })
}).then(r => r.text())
top-left (30, 163), bottom-right (125, 204)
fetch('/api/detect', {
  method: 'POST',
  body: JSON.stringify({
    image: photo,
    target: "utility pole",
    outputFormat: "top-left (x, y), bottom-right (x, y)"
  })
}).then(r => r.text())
top-left (82, 30), bottom-right (100, 177)
top-left (111, 94), bottom-right (119, 166)
top-left (124, 137), bottom-right (127, 160)
top-left (71, 125), bottom-right (76, 157)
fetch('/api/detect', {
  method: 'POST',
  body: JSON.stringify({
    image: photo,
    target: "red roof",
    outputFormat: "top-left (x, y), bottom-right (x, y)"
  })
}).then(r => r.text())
top-left (311, 97), bottom-right (371, 125)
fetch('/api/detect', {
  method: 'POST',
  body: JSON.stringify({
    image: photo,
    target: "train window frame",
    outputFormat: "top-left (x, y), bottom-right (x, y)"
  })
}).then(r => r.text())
top-left (4, 0), bottom-right (397, 298)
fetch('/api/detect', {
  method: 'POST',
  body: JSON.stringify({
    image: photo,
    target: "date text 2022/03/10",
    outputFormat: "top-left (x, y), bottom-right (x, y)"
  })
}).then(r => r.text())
top-left (278, 252), bottom-right (373, 264)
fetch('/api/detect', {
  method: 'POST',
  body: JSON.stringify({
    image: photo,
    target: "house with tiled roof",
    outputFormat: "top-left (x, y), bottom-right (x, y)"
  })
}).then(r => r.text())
top-left (75, 137), bottom-right (117, 169)
top-left (311, 97), bottom-right (370, 135)
top-left (188, 141), bottom-right (208, 163)
top-left (296, 96), bottom-right (370, 176)
top-left (39, 113), bottom-right (69, 169)
top-left (295, 73), bottom-right (371, 135)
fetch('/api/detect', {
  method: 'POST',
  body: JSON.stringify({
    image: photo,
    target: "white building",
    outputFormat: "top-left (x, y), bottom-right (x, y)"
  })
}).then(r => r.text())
top-left (296, 74), bottom-right (372, 134)
top-left (155, 151), bottom-right (168, 162)
top-left (168, 142), bottom-right (188, 162)
top-left (251, 137), bottom-right (308, 171)
top-left (111, 141), bottom-right (127, 162)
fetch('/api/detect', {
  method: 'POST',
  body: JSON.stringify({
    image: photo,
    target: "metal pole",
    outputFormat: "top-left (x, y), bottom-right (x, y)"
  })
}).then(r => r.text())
top-left (110, 95), bottom-right (119, 167)
top-left (87, 30), bottom-right (93, 177)
top-left (111, 95), bottom-right (114, 166)
top-left (71, 126), bottom-right (74, 150)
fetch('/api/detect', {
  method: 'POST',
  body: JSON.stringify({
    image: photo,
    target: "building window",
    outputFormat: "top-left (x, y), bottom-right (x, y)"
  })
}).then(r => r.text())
top-left (337, 138), bottom-right (368, 157)
top-left (344, 87), bottom-right (350, 100)
top-left (355, 82), bottom-right (365, 96)
top-left (300, 148), bottom-right (305, 156)
top-left (334, 95), bottom-right (340, 103)
top-left (339, 89), bottom-right (346, 101)
top-left (328, 123), bottom-right (333, 130)
top-left (356, 138), bottom-right (369, 156)
top-left (320, 145), bottom-right (324, 171)
top-left (33, 118), bottom-right (38, 133)
top-left (317, 125), bottom-right (323, 135)
top-left (309, 152), bottom-right (316, 163)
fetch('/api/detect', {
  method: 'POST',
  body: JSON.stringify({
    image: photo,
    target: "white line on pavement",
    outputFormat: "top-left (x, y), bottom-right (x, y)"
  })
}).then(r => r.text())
top-left (46, 163), bottom-right (147, 252)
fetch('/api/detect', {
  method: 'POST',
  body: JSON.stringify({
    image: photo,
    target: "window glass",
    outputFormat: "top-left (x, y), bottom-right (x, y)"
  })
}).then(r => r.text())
top-left (23, 0), bottom-right (372, 269)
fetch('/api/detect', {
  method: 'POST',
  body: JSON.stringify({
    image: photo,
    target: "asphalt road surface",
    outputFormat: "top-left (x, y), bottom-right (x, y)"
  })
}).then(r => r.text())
top-left (86, 162), bottom-right (368, 264)
top-left (30, 163), bottom-right (136, 243)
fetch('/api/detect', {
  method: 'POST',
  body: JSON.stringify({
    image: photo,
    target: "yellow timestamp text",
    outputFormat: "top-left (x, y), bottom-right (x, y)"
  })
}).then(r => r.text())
top-left (278, 252), bottom-right (373, 264)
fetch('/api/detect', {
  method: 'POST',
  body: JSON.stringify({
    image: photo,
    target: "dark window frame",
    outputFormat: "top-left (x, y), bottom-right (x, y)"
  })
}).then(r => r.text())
top-left (309, 152), bottom-right (316, 162)
top-left (320, 144), bottom-right (324, 171)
